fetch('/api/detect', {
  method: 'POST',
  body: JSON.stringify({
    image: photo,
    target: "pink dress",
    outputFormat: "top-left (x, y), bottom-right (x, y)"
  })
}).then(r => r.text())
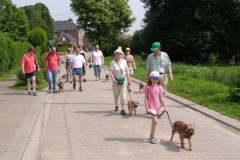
top-left (143, 85), bottom-right (164, 115)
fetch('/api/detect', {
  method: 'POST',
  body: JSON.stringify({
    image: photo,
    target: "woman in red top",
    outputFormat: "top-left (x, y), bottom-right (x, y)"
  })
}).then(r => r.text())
top-left (21, 46), bottom-right (39, 96)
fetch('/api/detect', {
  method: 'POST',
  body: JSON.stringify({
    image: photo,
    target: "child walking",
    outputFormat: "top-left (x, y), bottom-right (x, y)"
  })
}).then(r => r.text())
top-left (143, 71), bottom-right (168, 144)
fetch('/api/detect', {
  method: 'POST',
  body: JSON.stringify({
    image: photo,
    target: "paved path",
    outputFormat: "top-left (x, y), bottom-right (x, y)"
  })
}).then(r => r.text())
top-left (1, 53), bottom-right (240, 160)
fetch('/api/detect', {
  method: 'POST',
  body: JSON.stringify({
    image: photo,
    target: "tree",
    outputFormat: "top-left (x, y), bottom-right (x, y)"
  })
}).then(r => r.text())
top-left (130, 30), bottom-right (144, 56)
top-left (0, 0), bottom-right (29, 41)
top-left (141, 0), bottom-right (240, 64)
top-left (28, 28), bottom-right (47, 49)
top-left (20, 3), bottom-right (55, 39)
top-left (70, 0), bottom-right (136, 48)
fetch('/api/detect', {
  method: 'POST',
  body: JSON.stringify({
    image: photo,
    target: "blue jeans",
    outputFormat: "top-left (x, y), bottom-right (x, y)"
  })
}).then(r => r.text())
top-left (47, 70), bottom-right (58, 90)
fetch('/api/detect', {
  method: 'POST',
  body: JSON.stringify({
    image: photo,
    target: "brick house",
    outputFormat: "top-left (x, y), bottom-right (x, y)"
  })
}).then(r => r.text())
top-left (53, 18), bottom-right (83, 47)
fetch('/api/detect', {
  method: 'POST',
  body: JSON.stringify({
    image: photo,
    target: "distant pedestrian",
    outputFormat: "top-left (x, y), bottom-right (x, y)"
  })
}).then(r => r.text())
top-left (110, 47), bottom-right (131, 115)
top-left (78, 45), bottom-right (88, 82)
top-left (124, 47), bottom-right (136, 92)
top-left (64, 48), bottom-right (73, 83)
top-left (146, 42), bottom-right (173, 98)
top-left (44, 47), bottom-right (61, 93)
top-left (143, 71), bottom-right (168, 144)
top-left (69, 48), bottom-right (86, 91)
top-left (90, 45), bottom-right (104, 81)
top-left (21, 46), bottom-right (39, 96)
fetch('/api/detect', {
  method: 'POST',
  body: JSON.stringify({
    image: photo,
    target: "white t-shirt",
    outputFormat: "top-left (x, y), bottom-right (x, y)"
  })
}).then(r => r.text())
top-left (92, 51), bottom-right (103, 65)
top-left (70, 54), bottom-right (86, 68)
top-left (110, 59), bottom-right (128, 85)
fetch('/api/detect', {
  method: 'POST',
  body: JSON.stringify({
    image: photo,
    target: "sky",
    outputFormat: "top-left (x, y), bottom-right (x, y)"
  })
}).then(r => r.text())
top-left (11, 0), bottom-right (145, 35)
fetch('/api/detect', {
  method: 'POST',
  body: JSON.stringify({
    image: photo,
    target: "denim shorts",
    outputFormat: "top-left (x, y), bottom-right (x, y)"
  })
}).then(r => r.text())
top-left (72, 68), bottom-right (83, 76)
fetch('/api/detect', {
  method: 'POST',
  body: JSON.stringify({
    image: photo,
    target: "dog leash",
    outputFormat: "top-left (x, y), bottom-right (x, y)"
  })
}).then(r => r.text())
top-left (102, 66), bottom-right (107, 75)
top-left (166, 112), bottom-right (173, 128)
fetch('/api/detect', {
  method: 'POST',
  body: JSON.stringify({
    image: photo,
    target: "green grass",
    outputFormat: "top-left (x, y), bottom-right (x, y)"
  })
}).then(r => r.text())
top-left (104, 56), bottom-right (240, 121)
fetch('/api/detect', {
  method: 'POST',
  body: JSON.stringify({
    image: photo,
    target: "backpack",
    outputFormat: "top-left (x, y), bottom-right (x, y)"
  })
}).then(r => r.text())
top-left (47, 52), bottom-right (59, 60)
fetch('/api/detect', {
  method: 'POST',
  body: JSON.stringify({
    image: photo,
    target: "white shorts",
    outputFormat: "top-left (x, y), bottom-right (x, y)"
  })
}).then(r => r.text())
top-left (128, 67), bottom-right (133, 75)
top-left (150, 108), bottom-right (164, 116)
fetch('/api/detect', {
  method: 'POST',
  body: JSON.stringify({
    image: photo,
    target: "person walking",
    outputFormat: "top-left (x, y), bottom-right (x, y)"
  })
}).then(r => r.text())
top-left (109, 47), bottom-right (131, 115)
top-left (21, 46), bottom-right (39, 96)
top-left (90, 45), bottom-right (104, 81)
top-left (64, 48), bottom-right (73, 83)
top-left (143, 71), bottom-right (168, 144)
top-left (68, 48), bottom-right (86, 91)
top-left (124, 47), bottom-right (136, 92)
top-left (44, 46), bottom-right (61, 93)
top-left (78, 45), bottom-right (88, 82)
top-left (146, 42), bottom-right (173, 98)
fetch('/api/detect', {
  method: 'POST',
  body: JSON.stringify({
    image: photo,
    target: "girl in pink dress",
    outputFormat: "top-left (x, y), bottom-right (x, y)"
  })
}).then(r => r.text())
top-left (143, 71), bottom-right (168, 144)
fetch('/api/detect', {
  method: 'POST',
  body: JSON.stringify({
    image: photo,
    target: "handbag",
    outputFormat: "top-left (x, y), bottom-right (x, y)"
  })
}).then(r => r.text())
top-left (115, 61), bottom-right (125, 85)
top-left (33, 54), bottom-right (38, 71)
top-left (115, 77), bottom-right (125, 85)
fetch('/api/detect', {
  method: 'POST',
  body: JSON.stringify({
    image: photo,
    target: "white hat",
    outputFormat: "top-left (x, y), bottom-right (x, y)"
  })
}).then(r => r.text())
top-left (114, 46), bottom-right (124, 55)
top-left (150, 71), bottom-right (160, 79)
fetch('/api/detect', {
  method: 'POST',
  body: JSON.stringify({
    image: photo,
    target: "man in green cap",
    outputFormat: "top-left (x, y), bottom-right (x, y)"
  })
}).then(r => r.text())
top-left (146, 42), bottom-right (173, 98)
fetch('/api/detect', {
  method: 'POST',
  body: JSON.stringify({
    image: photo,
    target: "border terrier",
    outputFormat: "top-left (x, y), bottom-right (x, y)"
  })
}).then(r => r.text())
top-left (106, 74), bottom-right (109, 82)
top-left (62, 74), bottom-right (67, 79)
top-left (128, 100), bottom-right (139, 118)
top-left (57, 82), bottom-right (64, 93)
top-left (139, 81), bottom-right (145, 93)
top-left (170, 121), bottom-right (195, 151)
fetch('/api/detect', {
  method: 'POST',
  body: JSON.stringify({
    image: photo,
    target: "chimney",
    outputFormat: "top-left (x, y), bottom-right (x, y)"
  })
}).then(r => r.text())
top-left (68, 18), bottom-right (73, 22)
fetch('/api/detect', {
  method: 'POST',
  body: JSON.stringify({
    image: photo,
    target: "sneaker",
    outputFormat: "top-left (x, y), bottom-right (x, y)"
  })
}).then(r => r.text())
top-left (33, 91), bottom-right (37, 96)
top-left (79, 86), bottom-right (83, 91)
top-left (70, 81), bottom-right (72, 83)
top-left (53, 90), bottom-right (58, 93)
top-left (115, 106), bottom-right (119, 111)
top-left (120, 110), bottom-right (126, 115)
top-left (83, 79), bottom-right (86, 82)
top-left (28, 91), bottom-right (31, 95)
top-left (73, 82), bottom-right (76, 89)
top-left (149, 136), bottom-right (157, 144)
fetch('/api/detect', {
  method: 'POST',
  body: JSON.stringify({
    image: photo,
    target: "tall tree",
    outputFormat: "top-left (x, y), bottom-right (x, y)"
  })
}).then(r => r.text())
top-left (0, 0), bottom-right (29, 41)
top-left (20, 3), bottom-right (55, 39)
top-left (70, 0), bottom-right (136, 47)
top-left (141, 0), bottom-right (240, 64)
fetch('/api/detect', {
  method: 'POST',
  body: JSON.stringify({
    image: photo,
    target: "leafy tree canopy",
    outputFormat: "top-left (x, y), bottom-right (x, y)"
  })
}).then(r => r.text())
top-left (71, 0), bottom-right (136, 47)
top-left (0, 0), bottom-right (29, 42)
top-left (28, 28), bottom-right (47, 48)
top-left (20, 3), bottom-right (54, 39)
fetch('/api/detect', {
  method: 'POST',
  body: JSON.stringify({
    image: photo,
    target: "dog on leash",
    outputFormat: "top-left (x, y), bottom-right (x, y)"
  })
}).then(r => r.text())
top-left (127, 100), bottom-right (139, 118)
top-left (139, 81), bottom-right (145, 93)
top-left (57, 82), bottom-right (64, 93)
top-left (170, 121), bottom-right (195, 151)
top-left (106, 74), bottom-right (109, 82)
top-left (62, 74), bottom-right (67, 79)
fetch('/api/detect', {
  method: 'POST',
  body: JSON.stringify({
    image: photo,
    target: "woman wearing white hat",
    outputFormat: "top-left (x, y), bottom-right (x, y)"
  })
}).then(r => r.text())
top-left (110, 47), bottom-right (131, 115)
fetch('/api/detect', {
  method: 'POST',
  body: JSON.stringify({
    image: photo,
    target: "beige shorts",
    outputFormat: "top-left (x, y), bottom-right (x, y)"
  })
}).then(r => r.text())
top-left (150, 108), bottom-right (164, 116)
top-left (128, 67), bottom-right (133, 75)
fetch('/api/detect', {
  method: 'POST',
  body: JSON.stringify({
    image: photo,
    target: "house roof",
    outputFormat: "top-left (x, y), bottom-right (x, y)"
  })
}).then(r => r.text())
top-left (119, 34), bottom-right (131, 39)
top-left (58, 33), bottom-right (76, 41)
top-left (53, 18), bottom-right (78, 32)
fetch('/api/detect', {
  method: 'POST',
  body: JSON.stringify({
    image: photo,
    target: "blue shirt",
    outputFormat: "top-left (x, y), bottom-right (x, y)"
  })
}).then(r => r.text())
top-left (146, 52), bottom-right (171, 73)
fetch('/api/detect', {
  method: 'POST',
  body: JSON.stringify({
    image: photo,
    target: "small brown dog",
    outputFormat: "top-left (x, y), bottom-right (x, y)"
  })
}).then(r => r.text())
top-left (139, 81), bottom-right (145, 93)
top-left (62, 74), bottom-right (67, 79)
top-left (127, 100), bottom-right (139, 118)
top-left (106, 74), bottom-right (109, 82)
top-left (170, 121), bottom-right (195, 151)
top-left (57, 82), bottom-right (64, 93)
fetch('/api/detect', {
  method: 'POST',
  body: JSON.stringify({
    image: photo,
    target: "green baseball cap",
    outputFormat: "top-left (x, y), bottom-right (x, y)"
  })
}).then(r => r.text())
top-left (150, 42), bottom-right (161, 51)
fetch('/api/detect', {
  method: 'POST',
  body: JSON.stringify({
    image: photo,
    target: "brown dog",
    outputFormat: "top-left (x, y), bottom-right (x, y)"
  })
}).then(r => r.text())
top-left (170, 121), bottom-right (195, 151)
top-left (106, 74), bottom-right (109, 82)
top-left (139, 81), bottom-right (145, 93)
top-left (57, 82), bottom-right (64, 93)
top-left (127, 100), bottom-right (139, 118)
top-left (62, 74), bottom-right (67, 79)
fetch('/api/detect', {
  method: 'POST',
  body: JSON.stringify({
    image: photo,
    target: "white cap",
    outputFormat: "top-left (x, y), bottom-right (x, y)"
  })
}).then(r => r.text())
top-left (114, 46), bottom-right (124, 55)
top-left (150, 71), bottom-right (160, 79)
